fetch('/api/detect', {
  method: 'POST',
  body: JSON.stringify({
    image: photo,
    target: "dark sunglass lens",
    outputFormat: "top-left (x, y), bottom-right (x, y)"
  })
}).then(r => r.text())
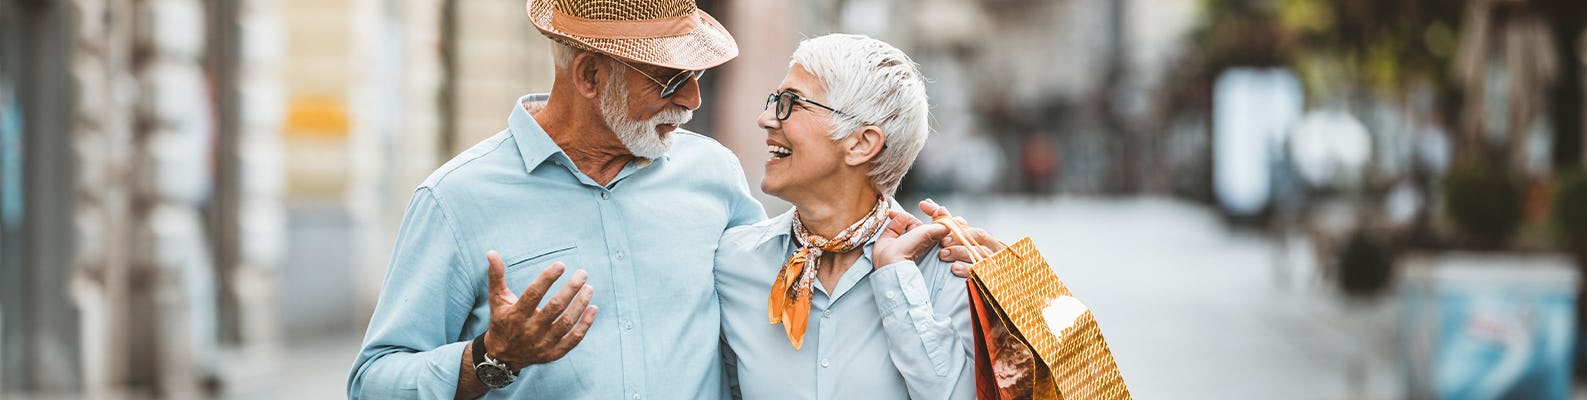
top-left (662, 74), bottom-right (689, 98)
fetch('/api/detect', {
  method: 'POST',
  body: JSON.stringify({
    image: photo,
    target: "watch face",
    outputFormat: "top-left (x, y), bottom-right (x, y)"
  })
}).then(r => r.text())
top-left (476, 363), bottom-right (515, 388)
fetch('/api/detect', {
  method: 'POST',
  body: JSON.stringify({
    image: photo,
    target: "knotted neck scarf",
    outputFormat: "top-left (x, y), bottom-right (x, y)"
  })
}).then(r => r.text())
top-left (767, 196), bottom-right (890, 350)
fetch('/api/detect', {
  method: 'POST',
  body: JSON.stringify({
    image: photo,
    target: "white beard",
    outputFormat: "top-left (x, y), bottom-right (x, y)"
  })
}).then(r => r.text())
top-left (600, 78), bottom-right (692, 159)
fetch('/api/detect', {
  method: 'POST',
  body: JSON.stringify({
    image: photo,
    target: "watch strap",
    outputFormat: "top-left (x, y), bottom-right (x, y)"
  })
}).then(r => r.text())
top-left (471, 333), bottom-right (489, 367)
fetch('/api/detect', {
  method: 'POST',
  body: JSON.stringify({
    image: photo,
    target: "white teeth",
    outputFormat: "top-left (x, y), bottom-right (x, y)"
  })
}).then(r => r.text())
top-left (767, 145), bottom-right (792, 158)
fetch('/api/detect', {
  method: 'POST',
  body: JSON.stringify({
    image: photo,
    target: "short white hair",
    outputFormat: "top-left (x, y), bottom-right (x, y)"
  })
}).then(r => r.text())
top-left (551, 40), bottom-right (580, 69)
top-left (551, 40), bottom-right (630, 86)
top-left (789, 34), bottom-right (930, 196)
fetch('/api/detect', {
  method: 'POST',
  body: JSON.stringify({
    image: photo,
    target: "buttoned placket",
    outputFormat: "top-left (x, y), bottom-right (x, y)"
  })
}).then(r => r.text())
top-left (810, 248), bottom-right (878, 400)
top-left (814, 293), bottom-right (833, 400)
top-left (561, 156), bottom-right (651, 399)
top-left (602, 188), bottom-right (648, 399)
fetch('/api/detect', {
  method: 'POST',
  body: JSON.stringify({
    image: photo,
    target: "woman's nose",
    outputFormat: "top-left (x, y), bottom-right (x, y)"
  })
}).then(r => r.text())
top-left (756, 104), bottom-right (780, 131)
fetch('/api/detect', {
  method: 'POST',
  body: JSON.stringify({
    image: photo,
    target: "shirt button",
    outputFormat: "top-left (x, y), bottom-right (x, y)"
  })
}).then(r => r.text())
top-left (885, 290), bottom-right (897, 299)
top-left (615, 251), bottom-right (625, 260)
top-left (820, 358), bottom-right (830, 368)
top-left (632, 394), bottom-right (641, 400)
top-left (823, 310), bottom-right (831, 318)
top-left (623, 320), bottom-right (634, 330)
top-left (601, 192), bottom-right (610, 200)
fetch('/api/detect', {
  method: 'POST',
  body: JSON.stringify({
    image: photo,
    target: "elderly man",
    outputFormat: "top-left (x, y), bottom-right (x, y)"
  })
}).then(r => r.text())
top-left (346, 0), bottom-right (761, 398)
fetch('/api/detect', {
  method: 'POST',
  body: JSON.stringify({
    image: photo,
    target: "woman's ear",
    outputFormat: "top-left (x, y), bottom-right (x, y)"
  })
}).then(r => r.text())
top-left (844, 126), bottom-right (887, 167)
top-left (571, 51), bottom-right (606, 98)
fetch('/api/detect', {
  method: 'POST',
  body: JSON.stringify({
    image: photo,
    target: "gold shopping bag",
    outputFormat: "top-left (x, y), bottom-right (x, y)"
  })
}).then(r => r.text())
top-left (936, 215), bottom-right (1130, 400)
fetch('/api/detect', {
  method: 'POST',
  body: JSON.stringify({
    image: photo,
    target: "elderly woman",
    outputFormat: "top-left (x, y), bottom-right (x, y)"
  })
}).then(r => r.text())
top-left (715, 34), bottom-right (973, 400)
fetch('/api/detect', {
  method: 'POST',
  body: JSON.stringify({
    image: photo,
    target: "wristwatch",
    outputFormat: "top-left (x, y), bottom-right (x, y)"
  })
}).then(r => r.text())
top-left (472, 334), bottom-right (517, 389)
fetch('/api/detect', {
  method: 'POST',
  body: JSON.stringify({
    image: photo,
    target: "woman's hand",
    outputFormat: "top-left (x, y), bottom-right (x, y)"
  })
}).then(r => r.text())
top-left (917, 199), bottom-right (1007, 278)
top-left (873, 210), bottom-right (950, 269)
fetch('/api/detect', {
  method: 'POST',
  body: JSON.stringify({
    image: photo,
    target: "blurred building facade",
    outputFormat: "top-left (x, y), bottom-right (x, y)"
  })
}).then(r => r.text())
top-left (1, 0), bottom-right (285, 396)
top-left (4, 0), bottom-right (1584, 397)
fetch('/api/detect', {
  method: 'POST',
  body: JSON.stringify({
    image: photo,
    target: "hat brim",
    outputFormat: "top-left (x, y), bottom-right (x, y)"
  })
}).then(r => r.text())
top-left (528, 0), bottom-right (739, 71)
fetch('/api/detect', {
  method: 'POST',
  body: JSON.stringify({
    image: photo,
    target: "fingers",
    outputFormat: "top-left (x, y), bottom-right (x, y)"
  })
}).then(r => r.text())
top-left (938, 218), bottom-right (1004, 255)
top-left (545, 283), bottom-right (595, 344)
top-left (532, 267), bottom-right (589, 324)
top-left (971, 227), bottom-right (1008, 253)
top-left (895, 223), bottom-right (949, 252)
top-left (918, 198), bottom-right (950, 219)
top-left (951, 262), bottom-right (972, 278)
top-left (937, 218), bottom-right (974, 248)
top-left (938, 246), bottom-right (960, 261)
top-left (938, 245), bottom-right (994, 263)
top-left (550, 305), bottom-right (599, 358)
top-left (883, 210), bottom-right (913, 239)
top-left (516, 262), bottom-right (567, 313)
top-left (486, 251), bottom-right (517, 311)
top-left (892, 209), bottom-right (924, 230)
top-left (904, 223), bottom-right (950, 247)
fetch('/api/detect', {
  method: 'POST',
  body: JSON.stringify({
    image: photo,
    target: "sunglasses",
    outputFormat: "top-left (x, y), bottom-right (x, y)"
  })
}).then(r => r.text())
top-left (612, 57), bottom-right (704, 99)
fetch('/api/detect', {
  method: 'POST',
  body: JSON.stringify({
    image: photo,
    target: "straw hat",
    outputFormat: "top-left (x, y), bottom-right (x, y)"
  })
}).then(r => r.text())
top-left (527, 0), bottom-right (739, 71)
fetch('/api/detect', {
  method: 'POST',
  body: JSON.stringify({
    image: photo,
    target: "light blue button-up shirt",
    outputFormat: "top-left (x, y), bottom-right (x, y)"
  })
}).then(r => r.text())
top-left (348, 94), bottom-right (766, 399)
top-left (715, 207), bottom-right (974, 400)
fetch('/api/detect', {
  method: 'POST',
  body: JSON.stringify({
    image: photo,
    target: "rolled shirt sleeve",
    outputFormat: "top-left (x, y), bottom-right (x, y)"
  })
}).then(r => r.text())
top-left (348, 188), bottom-right (478, 399)
top-left (869, 257), bottom-right (974, 400)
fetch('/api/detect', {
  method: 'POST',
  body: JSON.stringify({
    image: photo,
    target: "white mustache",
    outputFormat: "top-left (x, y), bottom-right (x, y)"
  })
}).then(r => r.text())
top-left (651, 110), bottom-right (693, 126)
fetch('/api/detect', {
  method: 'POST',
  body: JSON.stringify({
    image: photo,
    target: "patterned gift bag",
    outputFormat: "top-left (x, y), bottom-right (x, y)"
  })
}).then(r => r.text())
top-left (936, 216), bottom-right (1131, 400)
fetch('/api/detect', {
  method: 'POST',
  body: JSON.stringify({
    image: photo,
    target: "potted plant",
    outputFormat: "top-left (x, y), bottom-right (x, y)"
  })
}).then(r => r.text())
top-left (1442, 159), bottom-right (1524, 249)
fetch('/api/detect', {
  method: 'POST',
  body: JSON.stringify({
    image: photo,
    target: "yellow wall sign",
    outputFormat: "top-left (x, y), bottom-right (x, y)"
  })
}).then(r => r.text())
top-left (285, 95), bottom-right (350, 138)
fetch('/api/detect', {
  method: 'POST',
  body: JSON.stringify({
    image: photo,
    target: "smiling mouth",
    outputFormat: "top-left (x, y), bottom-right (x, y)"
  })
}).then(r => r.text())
top-left (768, 145), bottom-right (792, 159)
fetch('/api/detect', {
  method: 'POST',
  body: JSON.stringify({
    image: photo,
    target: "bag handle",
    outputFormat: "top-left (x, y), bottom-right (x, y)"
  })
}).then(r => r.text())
top-left (932, 213), bottom-right (986, 264)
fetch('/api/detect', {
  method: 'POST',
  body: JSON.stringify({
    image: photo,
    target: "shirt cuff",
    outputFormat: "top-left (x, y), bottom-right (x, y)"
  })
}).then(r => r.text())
top-left (417, 341), bottom-right (469, 399)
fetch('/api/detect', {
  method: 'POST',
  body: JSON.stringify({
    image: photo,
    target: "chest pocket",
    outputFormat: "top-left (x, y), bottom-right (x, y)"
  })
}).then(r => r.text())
top-left (503, 242), bottom-right (581, 304)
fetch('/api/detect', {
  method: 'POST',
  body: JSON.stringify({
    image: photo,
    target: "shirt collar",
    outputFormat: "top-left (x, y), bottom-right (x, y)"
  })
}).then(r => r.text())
top-left (508, 93), bottom-right (668, 175)
top-left (509, 93), bottom-right (562, 173)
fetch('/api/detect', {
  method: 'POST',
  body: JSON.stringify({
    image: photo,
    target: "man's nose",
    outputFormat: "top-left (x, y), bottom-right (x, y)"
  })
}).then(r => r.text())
top-left (669, 75), bottom-right (703, 110)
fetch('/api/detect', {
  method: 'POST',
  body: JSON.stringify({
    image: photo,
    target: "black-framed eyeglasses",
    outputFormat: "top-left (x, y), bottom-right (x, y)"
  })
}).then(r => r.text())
top-left (612, 57), bottom-right (703, 99)
top-left (765, 90), bottom-right (851, 121)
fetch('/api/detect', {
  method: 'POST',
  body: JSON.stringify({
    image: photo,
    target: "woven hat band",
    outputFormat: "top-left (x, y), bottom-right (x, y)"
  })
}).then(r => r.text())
top-left (550, 8), bottom-right (700, 40)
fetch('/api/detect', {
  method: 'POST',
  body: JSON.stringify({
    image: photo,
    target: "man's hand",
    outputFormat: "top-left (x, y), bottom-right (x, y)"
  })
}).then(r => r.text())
top-left (916, 199), bottom-right (1007, 278)
top-left (874, 210), bottom-right (950, 268)
top-left (482, 250), bottom-right (598, 369)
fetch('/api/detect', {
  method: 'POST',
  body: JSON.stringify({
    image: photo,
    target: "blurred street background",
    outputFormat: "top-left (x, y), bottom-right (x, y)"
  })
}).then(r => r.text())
top-left (4, 0), bottom-right (1587, 398)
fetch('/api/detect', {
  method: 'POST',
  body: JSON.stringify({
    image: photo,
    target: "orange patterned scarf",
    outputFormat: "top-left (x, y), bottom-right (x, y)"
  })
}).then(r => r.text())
top-left (767, 197), bottom-right (890, 350)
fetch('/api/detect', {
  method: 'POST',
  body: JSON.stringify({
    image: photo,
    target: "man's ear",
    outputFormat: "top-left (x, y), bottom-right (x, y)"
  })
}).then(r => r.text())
top-left (844, 126), bottom-right (886, 167)
top-left (570, 51), bottom-right (607, 99)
